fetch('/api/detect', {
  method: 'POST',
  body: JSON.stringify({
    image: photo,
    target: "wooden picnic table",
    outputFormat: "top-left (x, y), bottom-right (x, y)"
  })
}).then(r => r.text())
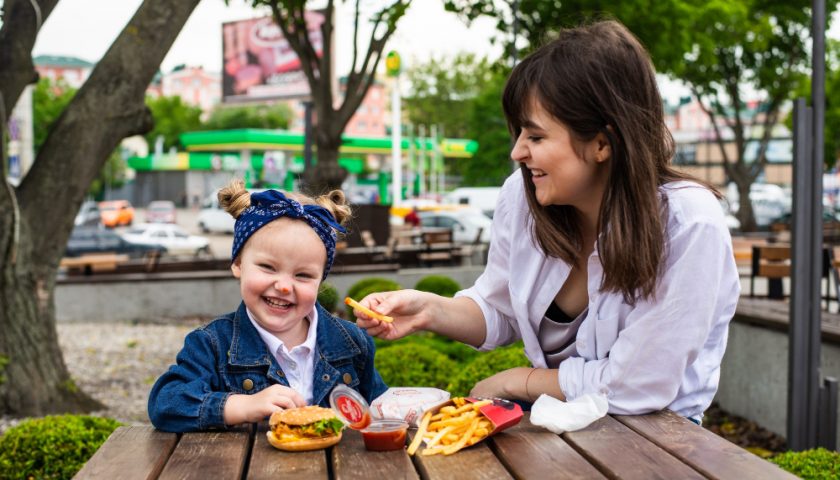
top-left (75, 411), bottom-right (794, 479)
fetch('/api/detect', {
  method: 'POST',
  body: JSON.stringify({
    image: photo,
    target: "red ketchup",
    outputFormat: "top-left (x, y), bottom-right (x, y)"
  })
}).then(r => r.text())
top-left (361, 421), bottom-right (409, 451)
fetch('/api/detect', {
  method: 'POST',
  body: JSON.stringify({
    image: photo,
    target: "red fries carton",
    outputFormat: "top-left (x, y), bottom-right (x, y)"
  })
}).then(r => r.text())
top-left (426, 397), bottom-right (523, 435)
top-left (463, 397), bottom-right (523, 434)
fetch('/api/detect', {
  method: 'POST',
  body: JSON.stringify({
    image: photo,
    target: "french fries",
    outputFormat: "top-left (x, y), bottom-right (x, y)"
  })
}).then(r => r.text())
top-left (344, 297), bottom-right (393, 323)
top-left (409, 398), bottom-right (494, 456)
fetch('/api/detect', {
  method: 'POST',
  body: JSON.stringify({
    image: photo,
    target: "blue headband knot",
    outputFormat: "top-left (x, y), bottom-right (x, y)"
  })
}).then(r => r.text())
top-left (231, 190), bottom-right (346, 279)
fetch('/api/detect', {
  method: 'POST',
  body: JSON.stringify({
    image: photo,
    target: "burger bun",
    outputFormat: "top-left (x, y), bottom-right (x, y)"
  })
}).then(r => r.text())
top-left (266, 429), bottom-right (343, 451)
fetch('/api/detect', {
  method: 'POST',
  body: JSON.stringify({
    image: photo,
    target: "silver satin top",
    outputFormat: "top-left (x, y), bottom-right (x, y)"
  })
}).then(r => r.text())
top-left (537, 308), bottom-right (586, 368)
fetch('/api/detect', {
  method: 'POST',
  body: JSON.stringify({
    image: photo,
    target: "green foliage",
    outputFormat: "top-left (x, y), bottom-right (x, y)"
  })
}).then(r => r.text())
top-left (144, 95), bottom-right (203, 151)
top-left (32, 78), bottom-right (76, 153)
top-left (771, 448), bottom-right (840, 479)
top-left (404, 54), bottom-right (511, 185)
top-left (0, 355), bottom-right (8, 385)
top-left (317, 282), bottom-right (339, 313)
top-left (202, 104), bottom-right (293, 131)
top-left (414, 275), bottom-right (462, 298)
top-left (374, 332), bottom-right (480, 364)
top-left (345, 278), bottom-right (401, 320)
top-left (446, 344), bottom-right (530, 397)
top-left (0, 415), bottom-right (121, 480)
top-left (463, 64), bottom-right (514, 186)
top-left (375, 343), bottom-right (458, 390)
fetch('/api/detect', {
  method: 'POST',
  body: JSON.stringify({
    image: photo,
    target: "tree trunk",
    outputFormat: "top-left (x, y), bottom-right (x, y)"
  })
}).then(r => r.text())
top-left (731, 169), bottom-right (758, 232)
top-left (0, 0), bottom-right (200, 417)
top-left (0, 249), bottom-right (102, 414)
top-left (302, 131), bottom-right (348, 195)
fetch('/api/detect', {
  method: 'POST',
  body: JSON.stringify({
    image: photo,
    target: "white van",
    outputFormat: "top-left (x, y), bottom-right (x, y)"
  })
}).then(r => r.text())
top-left (442, 187), bottom-right (501, 218)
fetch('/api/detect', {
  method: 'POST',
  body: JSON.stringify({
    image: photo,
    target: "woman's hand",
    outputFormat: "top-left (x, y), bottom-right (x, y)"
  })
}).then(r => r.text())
top-left (223, 384), bottom-right (306, 425)
top-left (469, 367), bottom-right (532, 400)
top-left (355, 289), bottom-right (437, 340)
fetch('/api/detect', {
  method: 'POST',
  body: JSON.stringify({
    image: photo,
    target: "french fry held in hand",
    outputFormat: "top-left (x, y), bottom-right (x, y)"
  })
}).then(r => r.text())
top-left (408, 398), bottom-right (494, 456)
top-left (344, 297), bottom-right (393, 323)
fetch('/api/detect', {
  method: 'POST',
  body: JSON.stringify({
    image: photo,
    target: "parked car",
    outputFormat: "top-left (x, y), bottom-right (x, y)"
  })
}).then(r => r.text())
top-left (146, 200), bottom-right (177, 223)
top-left (74, 200), bottom-right (101, 227)
top-left (65, 226), bottom-right (165, 258)
top-left (418, 208), bottom-right (493, 244)
top-left (99, 200), bottom-right (135, 228)
top-left (122, 223), bottom-right (211, 256)
top-left (197, 193), bottom-right (235, 234)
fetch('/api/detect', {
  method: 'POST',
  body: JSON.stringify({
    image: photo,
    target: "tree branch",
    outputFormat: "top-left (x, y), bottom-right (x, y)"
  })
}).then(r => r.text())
top-left (17, 0), bottom-right (200, 260)
top-left (0, 0), bottom-right (60, 114)
top-left (692, 87), bottom-right (734, 180)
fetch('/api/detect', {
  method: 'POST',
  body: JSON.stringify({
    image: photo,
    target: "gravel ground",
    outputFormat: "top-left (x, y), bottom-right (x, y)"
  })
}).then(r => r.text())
top-left (0, 318), bottom-right (208, 435)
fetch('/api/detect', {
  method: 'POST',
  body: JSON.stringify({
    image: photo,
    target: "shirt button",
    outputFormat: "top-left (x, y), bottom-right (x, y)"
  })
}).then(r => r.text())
top-left (242, 379), bottom-right (254, 391)
top-left (343, 373), bottom-right (352, 384)
top-left (289, 361), bottom-right (297, 369)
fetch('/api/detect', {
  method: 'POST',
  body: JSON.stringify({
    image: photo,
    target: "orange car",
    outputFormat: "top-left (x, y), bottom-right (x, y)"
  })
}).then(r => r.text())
top-left (98, 200), bottom-right (135, 228)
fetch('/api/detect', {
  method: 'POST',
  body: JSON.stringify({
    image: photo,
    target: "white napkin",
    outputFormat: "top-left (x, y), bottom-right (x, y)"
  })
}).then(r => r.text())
top-left (530, 393), bottom-right (609, 434)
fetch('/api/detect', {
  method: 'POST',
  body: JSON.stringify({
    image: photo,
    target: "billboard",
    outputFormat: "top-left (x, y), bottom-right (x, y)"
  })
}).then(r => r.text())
top-left (222, 12), bottom-right (326, 102)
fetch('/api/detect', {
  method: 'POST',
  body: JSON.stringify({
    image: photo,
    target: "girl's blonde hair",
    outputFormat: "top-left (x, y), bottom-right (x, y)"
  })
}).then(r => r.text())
top-left (217, 179), bottom-right (352, 228)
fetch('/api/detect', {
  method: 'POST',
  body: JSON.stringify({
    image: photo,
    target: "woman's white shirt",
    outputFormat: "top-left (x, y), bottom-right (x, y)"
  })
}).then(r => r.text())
top-left (456, 173), bottom-right (740, 420)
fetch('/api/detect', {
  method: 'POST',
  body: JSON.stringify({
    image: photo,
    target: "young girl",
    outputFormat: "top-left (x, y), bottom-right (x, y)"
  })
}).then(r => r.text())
top-left (353, 20), bottom-right (740, 424)
top-left (148, 181), bottom-right (387, 432)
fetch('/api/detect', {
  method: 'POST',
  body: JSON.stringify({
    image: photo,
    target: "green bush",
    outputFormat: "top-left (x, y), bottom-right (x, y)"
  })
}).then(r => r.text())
top-left (0, 415), bottom-right (121, 480)
top-left (414, 275), bottom-right (462, 298)
top-left (374, 332), bottom-right (479, 364)
top-left (771, 448), bottom-right (840, 479)
top-left (317, 282), bottom-right (339, 313)
top-left (375, 343), bottom-right (458, 390)
top-left (345, 277), bottom-right (401, 321)
top-left (446, 344), bottom-right (531, 396)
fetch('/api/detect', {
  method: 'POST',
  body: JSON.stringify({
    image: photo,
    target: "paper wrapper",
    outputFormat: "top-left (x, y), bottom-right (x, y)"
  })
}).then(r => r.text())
top-left (370, 387), bottom-right (451, 426)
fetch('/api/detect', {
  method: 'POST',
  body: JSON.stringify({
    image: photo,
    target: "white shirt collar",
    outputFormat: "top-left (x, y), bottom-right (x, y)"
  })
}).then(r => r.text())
top-left (245, 305), bottom-right (319, 355)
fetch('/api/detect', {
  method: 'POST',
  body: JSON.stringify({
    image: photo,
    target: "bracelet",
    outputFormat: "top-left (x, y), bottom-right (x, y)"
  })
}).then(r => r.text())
top-left (524, 368), bottom-right (538, 402)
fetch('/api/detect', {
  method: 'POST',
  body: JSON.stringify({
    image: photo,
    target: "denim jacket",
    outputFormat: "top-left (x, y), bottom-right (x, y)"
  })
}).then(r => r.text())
top-left (148, 302), bottom-right (388, 432)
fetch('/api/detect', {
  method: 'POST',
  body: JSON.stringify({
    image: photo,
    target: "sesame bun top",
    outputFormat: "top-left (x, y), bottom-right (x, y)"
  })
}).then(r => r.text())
top-left (270, 406), bottom-right (337, 427)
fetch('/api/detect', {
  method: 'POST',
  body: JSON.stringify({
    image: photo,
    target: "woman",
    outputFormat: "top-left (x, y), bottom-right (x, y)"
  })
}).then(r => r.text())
top-left (354, 20), bottom-right (739, 423)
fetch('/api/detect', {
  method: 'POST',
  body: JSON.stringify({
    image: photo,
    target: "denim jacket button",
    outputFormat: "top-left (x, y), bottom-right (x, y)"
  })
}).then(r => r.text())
top-left (242, 379), bottom-right (254, 391)
top-left (322, 374), bottom-right (330, 382)
top-left (342, 373), bottom-right (352, 384)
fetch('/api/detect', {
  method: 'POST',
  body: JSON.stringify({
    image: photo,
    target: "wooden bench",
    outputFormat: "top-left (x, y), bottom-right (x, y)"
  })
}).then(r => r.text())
top-left (75, 411), bottom-right (795, 479)
top-left (60, 254), bottom-right (129, 275)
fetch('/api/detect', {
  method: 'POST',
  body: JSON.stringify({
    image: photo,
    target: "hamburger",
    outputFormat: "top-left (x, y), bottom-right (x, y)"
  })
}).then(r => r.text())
top-left (267, 406), bottom-right (345, 451)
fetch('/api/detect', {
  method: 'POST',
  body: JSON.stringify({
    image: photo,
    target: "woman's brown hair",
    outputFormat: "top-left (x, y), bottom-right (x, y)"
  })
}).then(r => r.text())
top-left (502, 20), bottom-right (715, 304)
top-left (217, 179), bottom-right (352, 228)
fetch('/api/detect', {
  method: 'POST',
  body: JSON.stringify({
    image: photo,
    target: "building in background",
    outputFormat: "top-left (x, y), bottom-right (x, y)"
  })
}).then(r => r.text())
top-left (34, 55), bottom-right (94, 88)
top-left (159, 65), bottom-right (221, 116)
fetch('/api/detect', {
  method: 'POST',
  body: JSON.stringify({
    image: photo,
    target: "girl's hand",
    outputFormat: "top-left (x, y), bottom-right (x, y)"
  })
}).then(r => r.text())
top-left (224, 384), bottom-right (306, 425)
top-left (355, 289), bottom-right (435, 340)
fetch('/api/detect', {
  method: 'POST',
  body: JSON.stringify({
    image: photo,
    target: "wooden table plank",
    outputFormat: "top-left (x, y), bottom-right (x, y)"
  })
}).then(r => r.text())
top-left (615, 410), bottom-right (798, 479)
top-left (562, 415), bottom-right (705, 480)
top-left (247, 424), bottom-right (329, 480)
top-left (332, 429), bottom-right (419, 480)
top-left (408, 430), bottom-right (513, 480)
top-left (74, 426), bottom-right (177, 480)
top-left (158, 427), bottom-right (252, 480)
top-left (491, 414), bottom-right (607, 480)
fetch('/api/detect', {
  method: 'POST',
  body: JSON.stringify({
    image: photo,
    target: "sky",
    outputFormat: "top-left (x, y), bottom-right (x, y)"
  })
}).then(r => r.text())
top-left (26, 0), bottom-right (698, 101)
top-left (31, 1), bottom-right (505, 78)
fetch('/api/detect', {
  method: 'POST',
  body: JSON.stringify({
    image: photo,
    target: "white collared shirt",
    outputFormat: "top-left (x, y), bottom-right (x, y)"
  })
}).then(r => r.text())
top-left (457, 173), bottom-right (740, 420)
top-left (246, 307), bottom-right (319, 405)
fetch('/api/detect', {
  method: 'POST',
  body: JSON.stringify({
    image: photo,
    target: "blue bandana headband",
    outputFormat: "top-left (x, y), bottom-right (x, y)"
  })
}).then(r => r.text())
top-left (231, 190), bottom-right (347, 279)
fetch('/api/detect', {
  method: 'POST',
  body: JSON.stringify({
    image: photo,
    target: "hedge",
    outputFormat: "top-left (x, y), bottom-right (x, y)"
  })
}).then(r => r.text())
top-left (375, 343), bottom-right (458, 390)
top-left (317, 282), bottom-right (339, 313)
top-left (446, 344), bottom-right (531, 397)
top-left (414, 275), bottom-right (462, 298)
top-left (0, 415), bottom-right (121, 480)
top-left (771, 448), bottom-right (840, 479)
top-left (345, 278), bottom-right (401, 321)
